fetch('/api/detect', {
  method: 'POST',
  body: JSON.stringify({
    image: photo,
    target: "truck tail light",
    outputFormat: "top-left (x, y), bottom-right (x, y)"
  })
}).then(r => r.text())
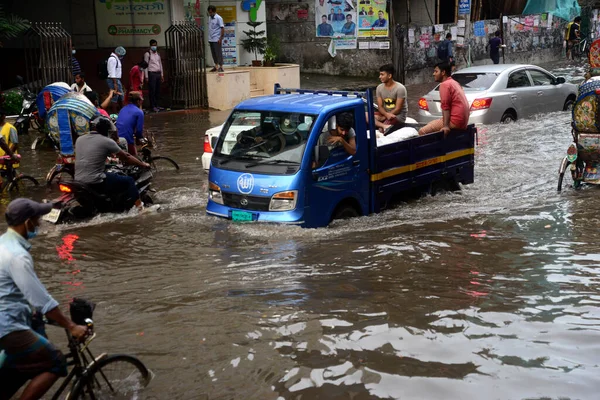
top-left (209, 182), bottom-right (223, 204)
top-left (269, 190), bottom-right (298, 211)
top-left (470, 98), bottom-right (493, 111)
top-left (204, 135), bottom-right (212, 153)
top-left (418, 97), bottom-right (429, 111)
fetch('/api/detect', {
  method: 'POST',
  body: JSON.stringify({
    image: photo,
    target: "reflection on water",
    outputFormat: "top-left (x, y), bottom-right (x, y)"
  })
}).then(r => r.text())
top-left (1, 62), bottom-right (599, 399)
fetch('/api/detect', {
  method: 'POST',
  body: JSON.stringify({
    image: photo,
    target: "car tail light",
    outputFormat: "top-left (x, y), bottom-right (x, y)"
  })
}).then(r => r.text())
top-left (59, 184), bottom-right (72, 193)
top-left (203, 135), bottom-right (212, 153)
top-left (470, 98), bottom-right (493, 111)
top-left (418, 97), bottom-right (429, 111)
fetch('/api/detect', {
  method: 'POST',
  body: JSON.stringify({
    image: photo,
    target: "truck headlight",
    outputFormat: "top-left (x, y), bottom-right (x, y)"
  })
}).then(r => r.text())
top-left (209, 182), bottom-right (224, 205)
top-left (269, 190), bottom-right (297, 211)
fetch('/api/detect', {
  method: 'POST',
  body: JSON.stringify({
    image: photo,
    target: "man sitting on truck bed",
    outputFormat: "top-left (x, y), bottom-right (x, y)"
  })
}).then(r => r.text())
top-left (418, 62), bottom-right (469, 136)
top-left (320, 112), bottom-right (356, 156)
top-left (369, 64), bottom-right (408, 134)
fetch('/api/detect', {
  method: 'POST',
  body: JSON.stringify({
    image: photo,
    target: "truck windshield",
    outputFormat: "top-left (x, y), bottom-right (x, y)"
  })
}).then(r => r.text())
top-left (214, 110), bottom-right (316, 165)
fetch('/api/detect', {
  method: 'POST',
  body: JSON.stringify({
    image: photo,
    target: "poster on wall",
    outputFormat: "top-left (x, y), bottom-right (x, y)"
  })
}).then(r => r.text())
top-left (357, 0), bottom-right (388, 38)
top-left (216, 6), bottom-right (238, 66)
top-left (315, 0), bottom-right (357, 38)
top-left (95, 0), bottom-right (171, 48)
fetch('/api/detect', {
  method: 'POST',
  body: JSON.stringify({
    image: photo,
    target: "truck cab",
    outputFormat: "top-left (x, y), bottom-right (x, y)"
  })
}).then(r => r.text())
top-left (206, 86), bottom-right (475, 228)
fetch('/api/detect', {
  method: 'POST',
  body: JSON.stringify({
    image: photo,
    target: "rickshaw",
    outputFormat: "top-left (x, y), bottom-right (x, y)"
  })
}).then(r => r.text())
top-left (558, 38), bottom-right (600, 191)
top-left (30, 82), bottom-right (71, 150)
top-left (44, 93), bottom-right (98, 186)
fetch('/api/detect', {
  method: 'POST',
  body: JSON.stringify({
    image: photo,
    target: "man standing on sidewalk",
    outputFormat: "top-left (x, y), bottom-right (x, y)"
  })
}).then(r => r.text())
top-left (144, 40), bottom-right (164, 112)
top-left (207, 5), bottom-right (225, 72)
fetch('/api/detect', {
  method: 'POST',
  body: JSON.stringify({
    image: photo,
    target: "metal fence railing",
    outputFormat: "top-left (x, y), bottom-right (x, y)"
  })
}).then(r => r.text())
top-left (165, 21), bottom-right (208, 109)
top-left (23, 23), bottom-right (72, 92)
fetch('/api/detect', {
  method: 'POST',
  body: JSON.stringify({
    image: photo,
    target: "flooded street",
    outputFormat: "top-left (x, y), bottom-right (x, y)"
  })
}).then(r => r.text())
top-left (2, 61), bottom-right (600, 399)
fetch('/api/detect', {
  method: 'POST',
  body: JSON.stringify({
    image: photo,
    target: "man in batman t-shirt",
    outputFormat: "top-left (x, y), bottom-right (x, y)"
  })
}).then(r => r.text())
top-left (374, 64), bottom-right (408, 133)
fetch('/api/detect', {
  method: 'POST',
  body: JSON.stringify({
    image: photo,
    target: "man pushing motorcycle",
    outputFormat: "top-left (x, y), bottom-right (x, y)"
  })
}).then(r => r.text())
top-left (74, 116), bottom-right (151, 212)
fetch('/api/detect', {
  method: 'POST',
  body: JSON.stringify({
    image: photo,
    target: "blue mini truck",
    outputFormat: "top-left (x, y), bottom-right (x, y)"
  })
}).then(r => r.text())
top-left (206, 85), bottom-right (475, 228)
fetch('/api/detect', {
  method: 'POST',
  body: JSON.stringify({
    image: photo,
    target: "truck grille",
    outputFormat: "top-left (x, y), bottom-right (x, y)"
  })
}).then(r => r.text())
top-left (222, 192), bottom-right (270, 211)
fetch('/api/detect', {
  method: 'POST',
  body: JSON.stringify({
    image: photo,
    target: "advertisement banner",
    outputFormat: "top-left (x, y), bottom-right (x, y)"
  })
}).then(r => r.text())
top-left (357, 0), bottom-right (388, 38)
top-left (315, 0), bottom-right (357, 38)
top-left (216, 6), bottom-right (238, 66)
top-left (95, 0), bottom-right (171, 48)
top-left (333, 37), bottom-right (357, 49)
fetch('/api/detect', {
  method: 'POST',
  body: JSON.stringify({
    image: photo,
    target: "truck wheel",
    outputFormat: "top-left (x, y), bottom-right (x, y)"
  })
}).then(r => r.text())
top-left (332, 205), bottom-right (359, 220)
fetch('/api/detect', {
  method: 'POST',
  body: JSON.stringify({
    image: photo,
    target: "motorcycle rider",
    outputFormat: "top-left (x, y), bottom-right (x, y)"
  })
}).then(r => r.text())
top-left (116, 91), bottom-right (145, 156)
top-left (74, 116), bottom-right (150, 212)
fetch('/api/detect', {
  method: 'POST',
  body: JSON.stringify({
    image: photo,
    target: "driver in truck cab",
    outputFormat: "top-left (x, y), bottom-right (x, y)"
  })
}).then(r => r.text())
top-left (322, 112), bottom-right (356, 156)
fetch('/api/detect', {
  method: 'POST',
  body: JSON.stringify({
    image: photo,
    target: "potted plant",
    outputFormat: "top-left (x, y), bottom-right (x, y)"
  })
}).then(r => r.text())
top-left (241, 21), bottom-right (267, 67)
top-left (263, 35), bottom-right (280, 67)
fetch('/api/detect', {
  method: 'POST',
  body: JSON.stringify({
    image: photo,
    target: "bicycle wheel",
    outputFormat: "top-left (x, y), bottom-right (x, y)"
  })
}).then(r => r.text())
top-left (69, 354), bottom-right (150, 399)
top-left (7, 175), bottom-right (39, 193)
top-left (150, 156), bottom-right (180, 173)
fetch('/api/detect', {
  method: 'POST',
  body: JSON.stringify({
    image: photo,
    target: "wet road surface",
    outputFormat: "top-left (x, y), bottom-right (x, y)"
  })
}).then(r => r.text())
top-left (2, 61), bottom-right (600, 399)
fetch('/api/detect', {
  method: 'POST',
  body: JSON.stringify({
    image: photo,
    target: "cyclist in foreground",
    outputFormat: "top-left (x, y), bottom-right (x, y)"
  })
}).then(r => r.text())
top-left (0, 198), bottom-right (88, 400)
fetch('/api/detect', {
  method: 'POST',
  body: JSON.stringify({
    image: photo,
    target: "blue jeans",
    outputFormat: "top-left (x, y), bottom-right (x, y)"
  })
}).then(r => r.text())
top-left (107, 79), bottom-right (124, 103)
top-left (93, 172), bottom-right (139, 209)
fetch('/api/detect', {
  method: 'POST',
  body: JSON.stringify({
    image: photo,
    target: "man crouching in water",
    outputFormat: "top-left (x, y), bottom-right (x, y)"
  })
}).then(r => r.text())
top-left (74, 116), bottom-right (150, 211)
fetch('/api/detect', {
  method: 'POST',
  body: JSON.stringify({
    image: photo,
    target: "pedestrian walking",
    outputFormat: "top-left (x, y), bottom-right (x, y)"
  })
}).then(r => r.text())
top-left (565, 16), bottom-right (581, 60)
top-left (437, 33), bottom-right (454, 65)
top-left (71, 46), bottom-right (81, 77)
top-left (487, 31), bottom-right (503, 64)
top-left (107, 46), bottom-right (126, 114)
top-left (207, 5), bottom-right (225, 72)
top-left (144, 40), bottom-right (164, 112)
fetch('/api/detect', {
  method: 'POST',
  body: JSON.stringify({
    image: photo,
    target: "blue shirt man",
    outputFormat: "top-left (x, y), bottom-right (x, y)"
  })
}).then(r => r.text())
top-left (372, 11), bottom-right (387, 28)
top-left (0, 198), bottom-right (88, 399)
top-left (487, 31), bottom-right (503, 64)
top-left (341, 15), bottom-right (356, 35)
top-left (318, 15), bottom-right (334, 37)
top-left (116, 92), bottom-right (145, 156)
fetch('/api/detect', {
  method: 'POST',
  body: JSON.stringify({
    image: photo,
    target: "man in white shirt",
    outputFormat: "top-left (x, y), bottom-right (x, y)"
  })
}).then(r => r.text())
top-left (107, 46), bottom-right (126, 114)
top-left (144, 39), bottom-right (164, 112)
top-left (207, 5), bottom-right (225, 72)
top-left (70, 72), bottom-right (92, 93)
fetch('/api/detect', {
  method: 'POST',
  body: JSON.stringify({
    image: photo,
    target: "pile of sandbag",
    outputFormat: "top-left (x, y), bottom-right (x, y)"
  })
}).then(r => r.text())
top-left (376, 127), bottom-right (419, 147)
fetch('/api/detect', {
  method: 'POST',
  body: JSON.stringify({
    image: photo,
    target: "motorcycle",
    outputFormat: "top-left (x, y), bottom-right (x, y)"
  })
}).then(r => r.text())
top-left (14, 76), bottom-right (40, 136)
top-left (43, 165), bottom-right (155, 224)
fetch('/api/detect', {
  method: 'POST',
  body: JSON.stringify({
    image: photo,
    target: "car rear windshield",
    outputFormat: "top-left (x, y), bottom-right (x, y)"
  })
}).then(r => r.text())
top-left (435, 73), bottom-right (499, 91)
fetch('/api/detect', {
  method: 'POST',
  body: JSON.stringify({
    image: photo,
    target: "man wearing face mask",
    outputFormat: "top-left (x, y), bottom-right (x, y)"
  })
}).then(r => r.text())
top-left (144, 40), bottom-right (164, 112)
top-left (0, 198), bottom-right (89, 400)
top-left (107, 46), bottom-right (126, 114)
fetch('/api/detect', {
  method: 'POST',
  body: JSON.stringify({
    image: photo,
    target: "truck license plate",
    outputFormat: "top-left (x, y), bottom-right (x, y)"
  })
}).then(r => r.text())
top-left (42, 208), bottom-right (61, 224)
top-left (231, 210), bottom-right (253, 222)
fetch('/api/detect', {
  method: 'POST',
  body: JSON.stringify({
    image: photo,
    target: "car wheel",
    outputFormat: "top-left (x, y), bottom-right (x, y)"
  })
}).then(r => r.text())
top-left (501, 111), bottom-right (516, 124)
top-left (563, 98), bottom-right (575, 111)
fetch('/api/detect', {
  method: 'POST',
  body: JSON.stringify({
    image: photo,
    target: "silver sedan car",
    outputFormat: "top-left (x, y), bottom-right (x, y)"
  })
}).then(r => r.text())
top-left (417, 64), bottom-right (578, 125)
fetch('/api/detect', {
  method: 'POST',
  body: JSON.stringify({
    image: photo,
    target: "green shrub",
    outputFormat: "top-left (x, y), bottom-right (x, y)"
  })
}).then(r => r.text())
top-left (3, 91), bottom-right (23, 115)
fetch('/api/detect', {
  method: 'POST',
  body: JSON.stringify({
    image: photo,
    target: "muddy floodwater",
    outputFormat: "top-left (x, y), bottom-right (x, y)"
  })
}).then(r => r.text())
top-left (1, 62), bottom-right (599, 399)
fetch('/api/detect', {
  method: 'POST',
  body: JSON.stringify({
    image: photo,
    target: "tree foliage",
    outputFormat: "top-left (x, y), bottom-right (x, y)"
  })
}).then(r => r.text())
top-left (0, 5), bottom-right (30, 47)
